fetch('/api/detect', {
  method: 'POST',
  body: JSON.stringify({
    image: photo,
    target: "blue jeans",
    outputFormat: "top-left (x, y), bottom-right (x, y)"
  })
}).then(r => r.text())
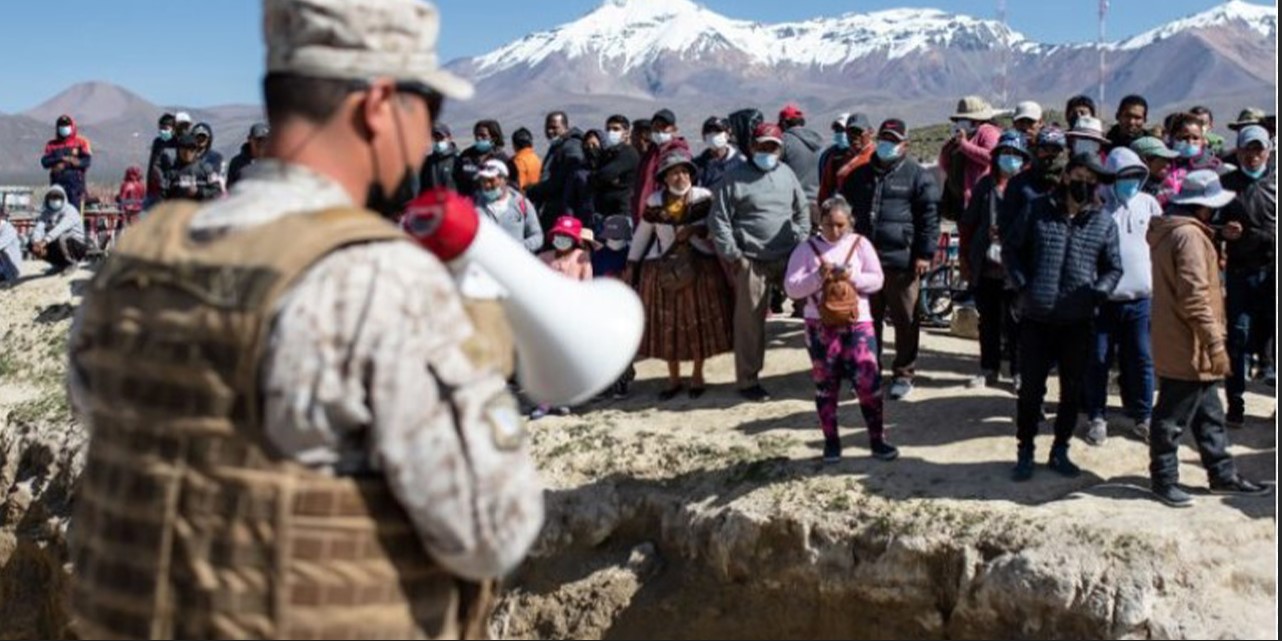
top-left (1226, 268), bottom-right (1275, 414)
top-left (1086, 299), bottom-right (1154, 422)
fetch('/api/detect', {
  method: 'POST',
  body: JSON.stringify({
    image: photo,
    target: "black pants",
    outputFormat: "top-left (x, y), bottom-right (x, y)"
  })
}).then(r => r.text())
top-left (975, 277), bottom-right (1019, 376)
top-left (1017, 319), bottom-right (1091, 450)
top-left (1149, 378), bottom-right (1237, 488)
top-left (33, 236), bottom-right (88, 270)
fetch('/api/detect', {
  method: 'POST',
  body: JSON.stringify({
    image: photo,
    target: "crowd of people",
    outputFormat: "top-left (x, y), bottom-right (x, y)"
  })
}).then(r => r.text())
top-left (5, 83), bottom-right (1277, 506)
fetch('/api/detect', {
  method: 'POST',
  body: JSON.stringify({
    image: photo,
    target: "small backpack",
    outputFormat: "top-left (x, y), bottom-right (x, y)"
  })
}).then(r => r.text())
top-left (808, 237), bottom-right (863, 328)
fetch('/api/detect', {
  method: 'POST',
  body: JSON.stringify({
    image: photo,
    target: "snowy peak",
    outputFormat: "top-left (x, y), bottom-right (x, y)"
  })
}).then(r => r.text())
top-left (1116, 0), bottom-right (1278, 50)
top-left (471, 2), bottom-right (1030, 77)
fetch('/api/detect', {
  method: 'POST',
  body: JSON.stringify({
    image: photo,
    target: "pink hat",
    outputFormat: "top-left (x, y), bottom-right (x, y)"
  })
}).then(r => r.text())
top-left (550, 216), bottom-right (583, 243)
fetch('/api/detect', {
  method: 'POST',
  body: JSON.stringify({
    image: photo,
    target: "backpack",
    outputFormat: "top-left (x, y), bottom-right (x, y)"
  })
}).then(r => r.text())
top-left (808, 237), bottom-right (863, 328)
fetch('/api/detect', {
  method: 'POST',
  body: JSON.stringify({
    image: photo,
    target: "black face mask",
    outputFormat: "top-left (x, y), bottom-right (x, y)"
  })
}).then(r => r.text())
top-left (365, 100), bottom-right (421, 220)
top-left (1067, 180), bottom-right (1095, 205)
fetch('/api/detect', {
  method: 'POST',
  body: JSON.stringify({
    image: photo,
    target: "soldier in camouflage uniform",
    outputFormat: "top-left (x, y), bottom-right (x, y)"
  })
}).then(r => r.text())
top-left (66, 1), bottom-right (543, 638)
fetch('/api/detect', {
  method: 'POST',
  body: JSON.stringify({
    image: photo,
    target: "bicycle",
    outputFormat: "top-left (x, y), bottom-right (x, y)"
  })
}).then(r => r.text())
top-left (918, 230), bottom-right (964, 328)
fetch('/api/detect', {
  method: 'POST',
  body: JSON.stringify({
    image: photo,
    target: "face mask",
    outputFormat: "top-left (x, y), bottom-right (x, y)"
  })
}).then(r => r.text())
top-left (1073, 140), bottom-right (1101, 157)
top-left (875, 140), bottom-right (902, 162)
top-left (833, 131), bottom-right (850, 150)
top-left (1244, 166), bottom-right (1267, 180)
top-left (434, 141), bottom-right (450, 154)
top-left (48, 198), bottom-right (65, 210)
top-left (704, 133), bottom-right (729, 150)
top-left (753, 152), bottom-right (779, 172)
top-left (652, 131), bottom-right (674, 146)
top-left (159, 128), bottom-right (174, 142)
top-left (668, 183), bottom-right (692, 197)
top-left (1113, 178), bottom-right (1143, 202)
top-left (606, 130), bottom-right (625, 147)
top-left (58, 126), bottom-right (72, 138)
top-left (474, 140), bottom-right (493, 153)
top-left (481, 187), bottom-right (504, 202)
top-left (606, 239), bottom-right (628, 251)
top-left (1175, 141), bottom-right (1201, 159)
top-left (997, 154), bottom-right (1025, 175)
top-left (552, 236), bottom-right (575, 251)
top-left (1068, 180), bottom-right (1095, 205)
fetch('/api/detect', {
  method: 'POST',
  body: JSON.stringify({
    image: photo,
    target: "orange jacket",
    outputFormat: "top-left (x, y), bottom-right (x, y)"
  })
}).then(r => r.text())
top-left (513, 148), bottom-right (542, 191)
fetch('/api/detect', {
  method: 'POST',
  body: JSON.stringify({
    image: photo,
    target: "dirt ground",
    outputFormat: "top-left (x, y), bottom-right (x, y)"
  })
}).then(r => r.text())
top-left (1, 260), bottom-right (1278, 639)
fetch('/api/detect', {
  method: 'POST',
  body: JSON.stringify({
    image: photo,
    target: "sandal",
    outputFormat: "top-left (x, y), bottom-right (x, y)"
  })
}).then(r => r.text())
top-left (688, 380), bottom-right (707, 399)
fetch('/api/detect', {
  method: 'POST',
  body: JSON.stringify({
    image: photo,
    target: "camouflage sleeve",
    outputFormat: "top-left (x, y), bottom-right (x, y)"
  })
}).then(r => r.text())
top-left (263, 242), bottom-right (545, 581)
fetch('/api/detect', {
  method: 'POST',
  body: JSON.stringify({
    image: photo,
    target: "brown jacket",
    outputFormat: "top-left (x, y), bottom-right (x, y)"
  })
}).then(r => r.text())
top-left (1148, 212), bottom-right (1230, 382)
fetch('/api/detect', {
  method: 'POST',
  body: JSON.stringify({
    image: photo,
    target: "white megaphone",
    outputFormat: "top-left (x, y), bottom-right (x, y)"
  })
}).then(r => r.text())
top-left (401, 189), bottom-right (644, 406)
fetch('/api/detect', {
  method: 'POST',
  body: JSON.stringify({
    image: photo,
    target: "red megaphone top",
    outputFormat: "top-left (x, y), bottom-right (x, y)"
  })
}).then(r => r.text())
top-left (400, 188), bottom-right (481, 263)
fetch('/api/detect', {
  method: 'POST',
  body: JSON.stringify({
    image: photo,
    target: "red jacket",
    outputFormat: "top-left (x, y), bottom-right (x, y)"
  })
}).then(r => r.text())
top-left (117, 166), bottom-right (146, 214)
top-left (41, 115), bottom-right (93, 203)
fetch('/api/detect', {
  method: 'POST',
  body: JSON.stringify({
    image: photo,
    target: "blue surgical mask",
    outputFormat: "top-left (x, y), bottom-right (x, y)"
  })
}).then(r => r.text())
top-left (1113, 178), bottom-right (1143, 202)
top-left (552, 236), bottom-right (575, 251)
top-left (480, 187), bottom-right (503, 202)
top-left (1243, 166), bottom-right (1267, 180)
top-left (57, 126), bottom-right (72, 138)
top-left (753, 152), bottom-right (779, 172)
top-left (1175, 140), bottom-right (1202, 159)
top-left (159, 128), bottom-right (174, 142)
top-left (997, 154), bottom-right (1025, 175)
top-left (876, 140), bottom-right (902, 162)
top-left (834, 131), bottom-right (850, 150)
top-left (474, 140), bottom-right (493, 153)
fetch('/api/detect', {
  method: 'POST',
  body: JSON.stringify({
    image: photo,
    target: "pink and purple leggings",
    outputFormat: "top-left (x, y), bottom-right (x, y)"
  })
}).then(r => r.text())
top-left (805, 320), bottom-right (885, 443)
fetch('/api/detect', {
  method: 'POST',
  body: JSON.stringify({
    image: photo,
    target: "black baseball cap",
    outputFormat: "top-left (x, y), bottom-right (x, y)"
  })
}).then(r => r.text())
top-left (652, 109), bottom-right (677, 128)
top-left (878, 118), bottom-right (908, 141)
top-left (177, 134), bottom-right (200, 149)
top-left (702, 116), bottom-right (730, 134)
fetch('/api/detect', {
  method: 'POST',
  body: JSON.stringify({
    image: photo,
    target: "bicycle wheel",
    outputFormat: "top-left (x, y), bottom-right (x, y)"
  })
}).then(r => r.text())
top-left (918, 266), bottom-right (954, 327)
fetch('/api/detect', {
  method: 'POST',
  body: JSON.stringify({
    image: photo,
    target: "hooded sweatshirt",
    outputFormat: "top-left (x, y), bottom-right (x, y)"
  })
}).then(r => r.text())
top-left (1148, 210), bottom-right (1229, 382)
top-left (0, 217), bottom-right (21, 283)
top-left (191, 122), bottom-right (225, 177)
top-left (32, 185), bottom-right (85, 246)
top-left (781, 125), bottom-right (826, 202)
top-left (40, 116), bottom-right (93, 207)
top-left (117, 166), bottom-right (146, 214)
top-left (1102, 148), bottom-right (1162, 301)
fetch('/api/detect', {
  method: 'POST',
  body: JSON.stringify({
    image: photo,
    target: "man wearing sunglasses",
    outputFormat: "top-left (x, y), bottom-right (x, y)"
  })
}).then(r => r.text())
top-left (66, 1), bottom-right (543, 638)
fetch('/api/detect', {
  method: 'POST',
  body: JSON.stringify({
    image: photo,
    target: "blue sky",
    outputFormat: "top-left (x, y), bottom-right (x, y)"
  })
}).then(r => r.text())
top-left (0, 0), bottom-right (1270, 113)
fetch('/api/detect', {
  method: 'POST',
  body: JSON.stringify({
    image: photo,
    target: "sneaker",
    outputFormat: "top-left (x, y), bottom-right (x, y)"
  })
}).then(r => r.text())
top-left (870, 440), bottom-right (900, 462)
top-left (1011, 447), bottom-right (1035, 482)
top-left (1226, 409), bottom-right (1245, 430)
top-left (1085, 418), bottom-right (1108, 446)
top-left (1131, 419), bottom-right (1151, 443)
top-left (1047, 445), bottom-right (1082, 478)
top-left (967, 370), bottom-right (998, 389)
top-left (554, 406), bottom-right (572, 416)
top-left (1209, 476), bottom-right (1272, 497)
top-left (822, 437), bottom-right (842, 464)
top-left (1151, 484), bottom-right (1194, 508)
top-left (529, 406), bottom-right (549, 421)
top-left (887, 378), bottom-right (914, 401)
top-left (738, 385), bottom-right (772, 403)
top-left (611, 381), bottom-right (632, 401)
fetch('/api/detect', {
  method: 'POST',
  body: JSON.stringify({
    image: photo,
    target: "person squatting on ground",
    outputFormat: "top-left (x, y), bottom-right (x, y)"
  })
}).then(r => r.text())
top-left (786, 196), bottom-right (898, 464)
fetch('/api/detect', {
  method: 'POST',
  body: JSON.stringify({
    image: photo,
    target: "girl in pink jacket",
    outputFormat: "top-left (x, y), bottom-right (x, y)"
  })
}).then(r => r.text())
top-left (785, 196), bottom-right (898, 464)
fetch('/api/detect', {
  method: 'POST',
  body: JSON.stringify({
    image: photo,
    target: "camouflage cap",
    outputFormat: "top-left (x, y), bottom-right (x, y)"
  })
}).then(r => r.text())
top-left (263, 0), bottom-right (474, 100)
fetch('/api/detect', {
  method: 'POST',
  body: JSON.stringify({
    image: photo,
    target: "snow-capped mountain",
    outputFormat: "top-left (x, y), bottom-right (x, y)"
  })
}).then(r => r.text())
top-left (445, 0), bottom-right (1276, 131)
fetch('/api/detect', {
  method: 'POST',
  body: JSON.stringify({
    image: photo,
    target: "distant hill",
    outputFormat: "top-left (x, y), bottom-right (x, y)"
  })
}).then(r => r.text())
top-left (1, 84), bottom-right (262, 186)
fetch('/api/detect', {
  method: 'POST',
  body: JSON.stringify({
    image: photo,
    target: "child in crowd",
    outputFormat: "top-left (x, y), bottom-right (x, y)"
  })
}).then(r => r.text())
top-left (594, 214), bottom-right (637, 399)
top-left (784, 196), bottom-right (898, 464)
top-left (531, 216), bottom-right (595, 419)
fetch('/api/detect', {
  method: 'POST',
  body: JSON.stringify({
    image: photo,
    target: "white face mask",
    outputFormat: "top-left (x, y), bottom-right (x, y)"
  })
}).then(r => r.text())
top-left (668, 182), bottom-right (692, 197)
top-left (552, 236), bottom-right (575, 251)
top-left (704, 133), bottom-right (729, 150)
top-left (48, 198), bottom-right (65, 210)
top-left (605, 130), bottom-right (626, 147)
top-left (652, 131), bottom-right (674, 145)
top-left (606, 239), bottom-right (628, 251)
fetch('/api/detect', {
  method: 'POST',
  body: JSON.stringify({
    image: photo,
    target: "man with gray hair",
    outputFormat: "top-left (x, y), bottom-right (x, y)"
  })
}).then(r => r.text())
top-left (67, 2), bottom-right (542, 638)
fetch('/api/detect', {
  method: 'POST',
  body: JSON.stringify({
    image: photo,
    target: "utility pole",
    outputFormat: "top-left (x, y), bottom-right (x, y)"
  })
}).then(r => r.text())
top-left (997, 0), bottom-right (1009, 107)
top-left (1099, 0), bottom-right (1109, 110)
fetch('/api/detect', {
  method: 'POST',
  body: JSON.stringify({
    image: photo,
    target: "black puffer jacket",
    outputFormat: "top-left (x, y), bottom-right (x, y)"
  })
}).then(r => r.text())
top-left (839, 155), bottom-right (940, 271)
top-left (1003, 192), bottom-right (1123, 324)
top-left (590, 143), bottom-right (639, 218)
top-left (1220, 167), bottom-right (1277, 271)
top-left (419, 144), bottom-right (459, 193)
